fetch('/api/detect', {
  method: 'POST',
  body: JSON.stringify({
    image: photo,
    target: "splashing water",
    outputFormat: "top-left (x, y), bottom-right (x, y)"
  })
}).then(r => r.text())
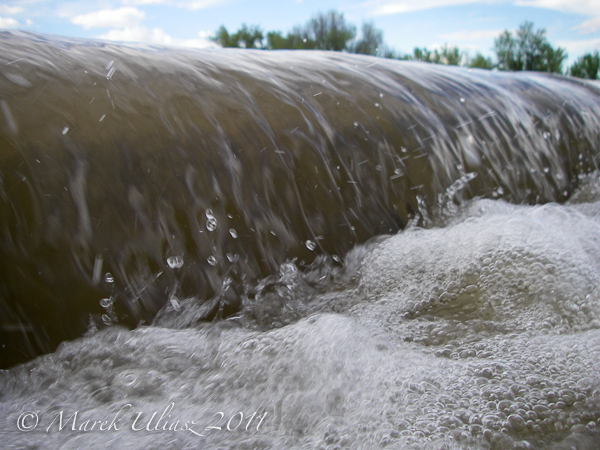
top-left (1, 31), bottom-right (600, 449)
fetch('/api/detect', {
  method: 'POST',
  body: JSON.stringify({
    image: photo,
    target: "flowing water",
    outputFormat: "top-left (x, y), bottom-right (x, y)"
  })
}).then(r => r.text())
top-left (2, 31), bottom-right (600, 449)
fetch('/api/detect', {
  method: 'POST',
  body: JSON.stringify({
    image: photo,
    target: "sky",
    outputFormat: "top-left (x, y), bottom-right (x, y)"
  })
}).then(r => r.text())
top-left (0, 0), bottom-right (599, 67)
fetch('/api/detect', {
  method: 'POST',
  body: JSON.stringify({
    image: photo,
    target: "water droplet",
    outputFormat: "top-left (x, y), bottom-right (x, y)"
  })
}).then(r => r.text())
top-left (99, 298), bottom-right (113, 308)
top-left (207, 255), bottom-right (218, 266)
top-left (280, 262), bottom-right (297, 276)
top-left (167, 256), bottom-right (184, 269)
top-left (205, 209), bottom-right (217, 231)
top-left (401, 146), bottom-right (408, 153)
top-left (99, 114), bottom-right (106, 122)
top-left (229, 228), bottom-right (238, 238)
top-left (379, 93), bottom-right (384, 98)
top-left (104, 273), bottom-right (114, 283)
top-left (305, 240), bottom-right (316, 251)
top-left (543, 131), bottom-right (551, 140)
top-left (62, 126), bottom-right (69, 135)
top-left (374, 102), bottom-right (380, 108)
top-left (353, 121), bottom-right (359, 127)
top-left (460, 97), bottom-right (465, 103)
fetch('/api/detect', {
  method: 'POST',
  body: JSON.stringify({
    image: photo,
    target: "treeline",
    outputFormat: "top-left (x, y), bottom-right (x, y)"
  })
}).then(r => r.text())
top-left (212, 11), bottom-right (599, 80)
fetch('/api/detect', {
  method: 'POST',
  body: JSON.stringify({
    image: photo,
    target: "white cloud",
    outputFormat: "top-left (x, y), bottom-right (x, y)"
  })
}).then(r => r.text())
top-left (177, 0), bottom-right (232, 10)
top-left (365, 0), bottom-right (600, 17)
top-left (71, 7), bottom-right (145, 30)
top-left (121, 0), bottom-right (167, 4)
top-left (514, 0), bottom-right (600, 16)
top-left (558, 37), bottom-right (600, 56)
top-left (575, 16), bottom-right (600, 34)
top-left (440, 29), bottom-right (505, 42)
top-left (98, 26), bottom-right (217, 48)
top-left (0, 17), bottom-right (19, 28)
top-left (366, 0), bottom-right (490, 15)
top-left (0, 5), bottom-right (23, 15)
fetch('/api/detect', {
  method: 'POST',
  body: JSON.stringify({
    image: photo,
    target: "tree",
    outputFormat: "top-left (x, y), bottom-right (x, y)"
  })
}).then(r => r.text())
top-left (469, 53), bottom-right (493, 69)
top-left (411, 45), bottom-right (462, 65)
top-left (440, 45), bottom-right (461, 65)
top-left (494, 21), bottom-right (567, 73)
top-left (305, 10), bottom-right (356, 51)
top-left (569, 51), bottom-right (600, 79)
top-left (235, 24), bottom-right (264, 49)
top-left (351, 22), bottom-right (383, 56)
top-left (212, 25), bottom-right (238, 48)
top-left (266, 27), bottom-right (316, 50)
top-left (413, 47), bottom-right (440, 64)
top-left (494, 30), bottom-right (520, 70)
top-left (211, 24), bottom-right (263, 48)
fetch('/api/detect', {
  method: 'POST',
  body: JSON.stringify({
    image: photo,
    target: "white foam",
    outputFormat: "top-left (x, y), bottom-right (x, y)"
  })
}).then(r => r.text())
top-left (2, 196), bottom-right (600, 449)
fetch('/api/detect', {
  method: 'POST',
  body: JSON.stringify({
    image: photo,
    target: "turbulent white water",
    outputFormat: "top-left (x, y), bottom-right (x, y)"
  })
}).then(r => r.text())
top-left (3, 176), bottom-right (600, 450)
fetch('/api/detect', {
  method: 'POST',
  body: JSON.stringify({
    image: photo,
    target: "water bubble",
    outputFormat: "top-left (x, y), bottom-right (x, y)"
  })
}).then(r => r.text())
top-left (99, 298), bottom-right (113, 309)
top-left (101, 314), bottom-right (112, 326)
top-left (543, 131), bottom-right (551, 140)
top-left (205, 209), bottom-right (217, 231)
top-left (170, 297), bottom-right (180, 312)
top-left (353, 121), bottom-right (359, 127)
top-left (104, 273), bottom-right (114, 283)
top-left (460, 97), bottom-right (465, 103)
top-left (305, 240), bottom-right (316, 251)
top-left (280, 262), bottom-right (297, 276)
top-left (61, 126), bottom-right (69, 135)
top-left (229, 228), bottom-right (238, 238)
top-left (379, 93), bottom-right (384, 98)
top-left (167, 256), bottom-right (184, 269)
top-left (207, 255), bottom-right (218, 266)
top-left (401, 146), bottom-right (408, 153)
top-left (374, 102), bottom-right (380, 108)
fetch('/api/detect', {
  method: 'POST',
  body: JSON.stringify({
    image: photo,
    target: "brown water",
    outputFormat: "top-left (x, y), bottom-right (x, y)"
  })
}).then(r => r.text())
top-left (1, 31), bottom-right (600, 450)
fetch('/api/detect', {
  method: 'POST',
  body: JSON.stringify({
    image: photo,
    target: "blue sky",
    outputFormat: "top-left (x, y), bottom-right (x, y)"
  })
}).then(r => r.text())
top-left (1, 0), bottom-right (599, 66)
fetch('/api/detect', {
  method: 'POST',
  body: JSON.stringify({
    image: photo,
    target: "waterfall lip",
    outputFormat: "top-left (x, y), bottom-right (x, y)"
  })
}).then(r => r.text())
top-left (1, 30), bottom-right (600, 369)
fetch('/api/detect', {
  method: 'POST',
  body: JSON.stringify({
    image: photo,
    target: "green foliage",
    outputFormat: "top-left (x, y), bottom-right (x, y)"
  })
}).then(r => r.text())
top-left (413, 47), bottom-right (440, 63)
top-left (211, 24), bottom-right (263, 48)
top-left (569, 51), bottom-right (600, 79)
top-left (305, 10), bottom-right (356, 51)
top-left (212, 14), bottom-right (589, 76)
top-left (258, 11), bottom-right (356, 51)
top-left (412, 45), bottom-right (461, 65)
top-left (350, 22), bottom-right (383, 56)
top-left (493, 21), bottom-right (567, 73)
top-left (266, 27), bottom-right (316, 50)
top-left (469, 53), bottom-right (493, 69)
